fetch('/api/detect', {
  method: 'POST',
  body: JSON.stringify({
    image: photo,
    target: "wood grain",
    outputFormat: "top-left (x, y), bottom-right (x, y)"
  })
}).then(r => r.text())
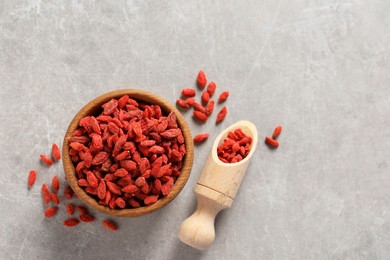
top-left (179, 120), bottom-right (257, 250)
top-left (62, 89), bottom-right (194, 217)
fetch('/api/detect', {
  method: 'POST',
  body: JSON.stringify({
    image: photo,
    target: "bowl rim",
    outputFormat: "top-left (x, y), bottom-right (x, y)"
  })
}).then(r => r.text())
top-left (62, 89), bottom-right (194, 217)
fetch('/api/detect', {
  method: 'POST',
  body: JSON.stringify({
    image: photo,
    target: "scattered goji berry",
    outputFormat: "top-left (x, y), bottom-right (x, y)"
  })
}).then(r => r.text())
top-left (193, 134), bottom-right (209, 143)
top-left (181, 88), bottom-right (196, 97)
top-left (28, 170), bottom-right (36, 188)
top-left (193, 111), bottom-right (208, 122)
top-left (44, 207), bottom-right (58, 218)
top-left (79, 213), bottom-right (95, 222)
top-left (197, 70), bottom-right (207, 89)
top-left (51, 143), bottom-right (61, 161)
top-left (216, 106), bottom-right (227, 124)
top-left (64, 218), bottom-right (79, 227)
top-left (272, 126), bottom-right (282, 139)
top-left (205, 100), bottom-right (214, 116)
top-left (66, 204), bottom-right (75, 215)
top-left (265, 136), bottom-right (279, 148)
top-left (52, 176), bottom-right (60, 192)
top-left (40, 155), bottom-right (53, 166)
top-left (102, 220), bottom-right (118, 231)
top-left (207, 82), bottom-right (216, 96)
top-left (202, 91), bottom-right (210, 104)
top-left (218, 91), bottom-right (229, 103)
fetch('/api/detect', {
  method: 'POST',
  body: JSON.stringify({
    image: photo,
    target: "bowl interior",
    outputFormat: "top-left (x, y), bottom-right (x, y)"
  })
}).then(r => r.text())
top-left (62, 89), bottom-right (194, 217)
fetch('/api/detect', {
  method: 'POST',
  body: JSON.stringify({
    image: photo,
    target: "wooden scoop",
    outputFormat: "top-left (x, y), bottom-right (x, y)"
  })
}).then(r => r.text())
top-left (178, 120), bottom-right (258, 250)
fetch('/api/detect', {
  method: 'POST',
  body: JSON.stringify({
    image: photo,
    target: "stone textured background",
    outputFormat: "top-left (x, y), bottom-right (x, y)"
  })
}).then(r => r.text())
top-left (0, 0), bottom-right (389, 259)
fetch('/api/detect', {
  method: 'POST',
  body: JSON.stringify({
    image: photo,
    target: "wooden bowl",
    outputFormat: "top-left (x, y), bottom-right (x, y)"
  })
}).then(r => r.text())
top-left (62, 89), bottom-right (194, 217)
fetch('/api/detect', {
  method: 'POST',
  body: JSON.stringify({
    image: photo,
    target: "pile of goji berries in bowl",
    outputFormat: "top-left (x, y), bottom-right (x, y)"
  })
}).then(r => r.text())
top-left (62, 89), bottom-right (194, 217)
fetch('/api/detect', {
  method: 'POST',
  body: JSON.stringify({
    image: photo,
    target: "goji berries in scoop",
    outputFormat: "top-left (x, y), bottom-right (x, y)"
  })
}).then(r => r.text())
top-left (217, 129), bottom-right (252, 163)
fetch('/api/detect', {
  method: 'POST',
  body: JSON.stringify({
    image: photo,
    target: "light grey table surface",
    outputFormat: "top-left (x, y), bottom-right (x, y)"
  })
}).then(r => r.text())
top-left (0, 1), bottom-right (389, 259)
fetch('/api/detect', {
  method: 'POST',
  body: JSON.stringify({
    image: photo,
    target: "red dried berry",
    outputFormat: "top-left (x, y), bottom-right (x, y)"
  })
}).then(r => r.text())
top-left (79, 213), bottom-right (95, 222)
top-left (107, 181), bottom-right (122, 195)
top-left (98, 180), bottom-right (107, 200)
top-left (193, 134), bottom-right (209, 143)
top-left (44, 207), bottom-right (58, 218)
top-left (218, 91), bottom-right (229, 102)
top-left (144, 195), bottom-right (158, 206)
top-left (193, 111), bottom-right (208, 122)
top-left (216, 106), bottom-right (227, 123)
top-left (41, 184), bottom-right (51, 204)
top-left (193, 102), bottom-right (205, 113)
top-left (64, 185), bottom-right (74, 199)
top-left (181, 88), bottom-right (196, 97)
top-left (122, 184), bottom-right (139, 194)
top-left (115, 197), bottom-right (126, 208)
top-left (185, 98), bottom-right (195, 106)
top-left (207, 82), bottom-right (216, 96)
top-left (272, 126), bottom-right (282, 139)
top-left (176, 99), bottom-right (190, 109)
top-left (86, 171), bottom-right (99, 188)
top-left (64, 218), bottom-right (79, 227)
top-left (201, 91), bottom-right (210, 104)
top-left (28, 170), bottom-right (37, 188)
top-left (102, 220), bottom-right (118, 231)
top-left (51, 143), bottom-right (61, 161)
top-left (50, 193), bottom-right (60, 205)
top-left (265, 136), bottom-right (279, 148)
top-left (52, 176), bottom-right (60, 192)
top-left (76, 206), bottom-right (88, 214)
top-left (66, 204), bottom-right (75, 215)
top-left (205, 100), bottom-right (214, 116)
top-left (197, 70), bottom-right (207, 88)
top-left (40, 155), bottom-right (53, 166)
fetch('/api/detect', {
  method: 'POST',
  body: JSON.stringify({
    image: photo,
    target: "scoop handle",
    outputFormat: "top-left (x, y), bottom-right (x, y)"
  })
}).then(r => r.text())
top-left (178, 193), bottom-right (223, 250)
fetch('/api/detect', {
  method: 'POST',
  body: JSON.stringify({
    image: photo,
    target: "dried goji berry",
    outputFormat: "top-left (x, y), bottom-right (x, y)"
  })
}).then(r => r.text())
top-left (144, 195), bottom-right (158, 205)
top-left (218, 91), bottom-right (229, 102)
top-left (102, 220), bottom-right (118, 231)
top-left (52, 176), bottom-right (60, 192)
top-left (51, 143), bottom-right (61, 161)
top-left (207, 82), bottom-right (216, 96)
top-left (41, 184), bottom-right (51, 204)
top-left (98, 180), bottom-right (107, 200)
top-left (28, 170), bottom-right (36, 188)
top-left (50, 193), bottom-right (60, 205)
top-left (76, 206), bottom-right (88, 214)
top-left (193, 102), bottom-right (205, 113)
top-left (106, 181), bottom-right (122, 195)
top-left (185, 97), bottom-right (195, 106)
top-left (193, 111), bottom-right (208, 122)
top-left (64, 185), bottom-right (74, 199)
top-left (79, 213), bottom-right (95, 222)
top-left (115, 197), bottom-right (126, 208)
top-left (176, 99), bottom-right (190, 109)
top-left (205, 100), bottom-right (214, 116)
top-left (64, 218), bottom-right (79, 227)
top-left (193, 134), bottom-right (209, 143)
top-left (181, 88), bottom-right (196, 97)
top-left (86, 171), bottom-right (99, 188)
top-left (122, 184), bottom-right (139, 194)
top-left (216, 106), bottom-right (227, 124)
top-left (197, 70), bottom-right (207, 88)
top-left (40, 155), bottom-right (53, 166)
top-left (272, 126), bottom-right (282, 139)
top-left (265, 136), bottom-right (279, 148)
top-left (202, 91), bottom-right (210, 104)
top-left (66, 204), bottom-right (75, 215)
top-left (44, 207), bottom-right (58, 218)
